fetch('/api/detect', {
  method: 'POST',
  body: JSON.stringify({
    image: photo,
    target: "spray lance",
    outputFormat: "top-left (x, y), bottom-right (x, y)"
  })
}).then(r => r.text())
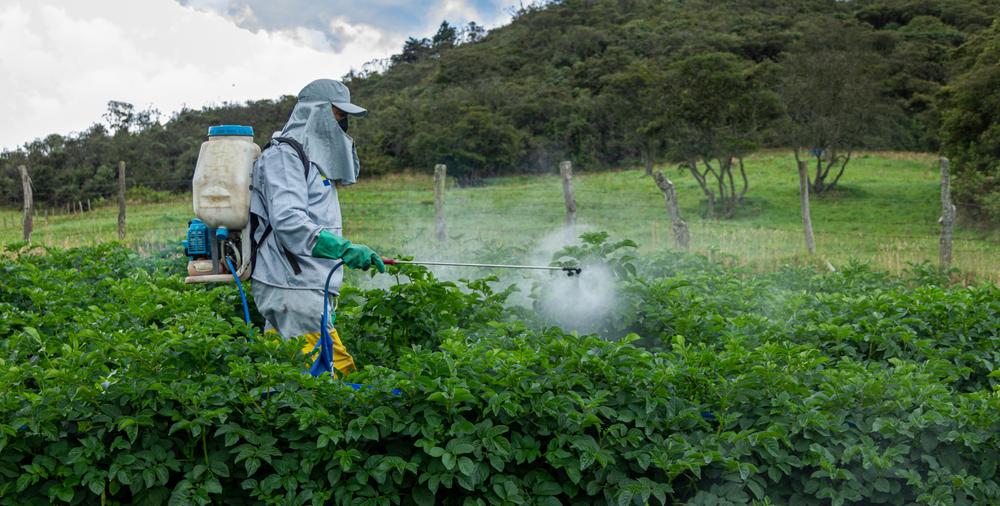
top-left (381, 258), bottom-right (583, 277)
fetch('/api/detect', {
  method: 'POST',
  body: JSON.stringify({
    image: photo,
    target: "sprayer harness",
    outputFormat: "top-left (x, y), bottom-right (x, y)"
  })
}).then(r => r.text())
top-left (249, 137), bottom-right (312, 277)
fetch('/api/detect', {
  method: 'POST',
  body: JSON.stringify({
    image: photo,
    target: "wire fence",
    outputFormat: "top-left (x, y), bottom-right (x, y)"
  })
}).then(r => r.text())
top-left (6, 208), bottom-right (994, 251)
top-left (2, 169), bottom-right (997, 279)
top-left (2, 192), bottom-right (996, 241)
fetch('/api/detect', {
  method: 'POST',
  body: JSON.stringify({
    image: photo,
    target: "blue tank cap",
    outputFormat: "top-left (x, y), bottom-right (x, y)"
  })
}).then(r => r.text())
top-left (208, 125), bottom-right (254, 137)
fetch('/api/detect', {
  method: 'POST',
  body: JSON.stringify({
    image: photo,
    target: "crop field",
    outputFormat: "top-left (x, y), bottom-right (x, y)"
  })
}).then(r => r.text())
top-left (1, 151), bottom-right (999, 504)
top-left (1, 232), bottom-right (998, 504)
top-left (1, 152), bottom-right (998, 281)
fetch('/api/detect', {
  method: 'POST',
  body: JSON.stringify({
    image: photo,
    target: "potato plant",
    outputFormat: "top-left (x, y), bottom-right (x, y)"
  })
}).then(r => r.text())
top-left (0, 242), bottom-right (997, 505)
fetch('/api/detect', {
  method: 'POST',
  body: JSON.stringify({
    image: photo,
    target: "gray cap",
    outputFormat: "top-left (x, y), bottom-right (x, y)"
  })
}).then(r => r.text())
top-left (297, 79), bottom-right (367, 117)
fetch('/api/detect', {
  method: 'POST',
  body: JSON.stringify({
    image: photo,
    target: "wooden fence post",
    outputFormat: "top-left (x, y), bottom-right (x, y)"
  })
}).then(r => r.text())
top-left (559, 161), bottom-right (577, 230)
top-left (433, 164), bottom-right (447, 242)
top-left (19, 165), bottom-right (33, 242)
top-left (653, 171), bottom-right (690, 249)
top-left (939, 157), bottom-right (954, 269)
top-left (797, 160), bottom-right (816, 255)
top-left (118, 161), bottom-right (127, 240)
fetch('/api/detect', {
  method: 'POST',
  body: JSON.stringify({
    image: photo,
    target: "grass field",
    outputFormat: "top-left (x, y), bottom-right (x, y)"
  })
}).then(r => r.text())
top-left (2, 151), bottom-right (997, 281)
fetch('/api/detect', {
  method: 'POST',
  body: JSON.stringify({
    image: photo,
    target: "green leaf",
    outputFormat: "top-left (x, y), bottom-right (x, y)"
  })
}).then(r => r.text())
top-left (89, 477), bottom-right (106, 496)
top-left (534, 480), bottom-right (562, 496)
top-left (617, 489), bottom-right (634, 506)
top-left (210, 460), bottom-right (230, 478)
top-left (442, 453), bottom-right (457, 471)
top-left (205, 478), bottom-right (222, 494)
top-left (457, 457), bottom-right (475, 476)
top-left (245, 458), bottom-right (261, 477)
top-left (413, 486), bottom-right (435, 506)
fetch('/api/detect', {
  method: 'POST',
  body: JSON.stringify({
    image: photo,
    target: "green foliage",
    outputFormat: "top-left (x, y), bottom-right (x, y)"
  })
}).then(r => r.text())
top-left (550, 230), bottom-right (638, 279)
top-left (663, 52), bottom-right (780, 217)
top-left (779, 17), bottom-right (896, 194)
top-left (939, 19), bottom-right (1000, 223)
top-left (1, 242), bottom-right (997, 504)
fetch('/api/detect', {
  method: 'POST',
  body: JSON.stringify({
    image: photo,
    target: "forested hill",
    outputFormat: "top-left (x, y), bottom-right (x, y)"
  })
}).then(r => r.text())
top-left (3, 0), bottom-right (1000, 219)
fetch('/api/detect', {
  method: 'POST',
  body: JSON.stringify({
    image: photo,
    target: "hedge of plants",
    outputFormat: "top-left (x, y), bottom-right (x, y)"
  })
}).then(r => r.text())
top-left (0, 239), bottom-right (997, 505)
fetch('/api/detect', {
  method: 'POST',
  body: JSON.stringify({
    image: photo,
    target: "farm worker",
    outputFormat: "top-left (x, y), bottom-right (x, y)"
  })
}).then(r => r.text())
top-left (249, 78), bottom-right (385, 377)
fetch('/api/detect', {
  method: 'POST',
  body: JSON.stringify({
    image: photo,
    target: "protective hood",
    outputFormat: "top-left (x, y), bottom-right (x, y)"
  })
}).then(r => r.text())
top-left (277, 100), bottom-right (360, 185)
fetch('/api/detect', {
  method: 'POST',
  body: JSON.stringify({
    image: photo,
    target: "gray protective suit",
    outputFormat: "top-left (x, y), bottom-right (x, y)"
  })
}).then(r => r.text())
top-left (249, 79), bottom-right (367, 371)
top-left (249, 143), bottom-right (344, 292)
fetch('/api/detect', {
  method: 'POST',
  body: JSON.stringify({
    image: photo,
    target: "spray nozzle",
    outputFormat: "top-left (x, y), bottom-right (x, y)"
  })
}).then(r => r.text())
top-left (562, 267), bottom-right (583, 277)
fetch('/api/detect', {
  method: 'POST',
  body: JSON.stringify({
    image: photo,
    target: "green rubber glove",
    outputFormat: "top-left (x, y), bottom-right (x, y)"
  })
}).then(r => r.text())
top-left (312, 230), bottom-right (386, 273)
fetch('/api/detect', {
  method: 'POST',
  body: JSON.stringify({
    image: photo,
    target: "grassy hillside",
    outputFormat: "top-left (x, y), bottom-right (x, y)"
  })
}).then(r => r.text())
top-left (6, 0), bottom-right (1000, 210)
top-left (1, 152), bottom-right (997, 280)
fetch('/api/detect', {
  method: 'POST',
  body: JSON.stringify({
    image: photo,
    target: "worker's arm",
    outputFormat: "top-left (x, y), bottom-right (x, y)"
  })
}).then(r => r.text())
top-left (261, 147), bottom-right (323, 258)
top-left (263, 146), bottom-right (385, 272)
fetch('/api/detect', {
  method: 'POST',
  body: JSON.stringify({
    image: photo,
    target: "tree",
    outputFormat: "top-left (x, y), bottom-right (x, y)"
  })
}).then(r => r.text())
top-left (103, 101), bottom-right (135, 135)
top-left (408, 97), bottom-right (525, 182)
top-left (391, 37), bottom-right (432, 65)
top-left (599, 58), bottom-right (671, 176)
top-left (939, 20), bottom-right (1000, 223)
top-left (432, 21), bottom-right (458, 49)
top-left (779, 18), bottom-right (893, 194)
top-left (664, 52), bottom-right (779, 218)
top-left (102, 100), bottom-right (159, 136)
top-left (460, 22), bottom-right (486, 44)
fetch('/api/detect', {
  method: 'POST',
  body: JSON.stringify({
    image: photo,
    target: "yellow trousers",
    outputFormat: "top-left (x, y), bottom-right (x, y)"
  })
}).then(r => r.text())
top-left (252, 284), bottom-right (356, 377)
top-left (301, 328), bottom-right (356, 376)
top-left (265, 328), bottom-right (356, 376)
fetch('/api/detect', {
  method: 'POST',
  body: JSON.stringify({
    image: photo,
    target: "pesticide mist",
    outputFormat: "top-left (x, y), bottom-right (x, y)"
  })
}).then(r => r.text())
top-left (532, 262), bottom-right (618, 334)
top-left (357, 224), bottom-right (624, 336)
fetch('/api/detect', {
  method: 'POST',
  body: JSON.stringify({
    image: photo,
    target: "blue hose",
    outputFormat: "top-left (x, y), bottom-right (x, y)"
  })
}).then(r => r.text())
top-left (225, 257), bottom-right (252, 330)
top-left (311, 261), bottom-right (400, 396)
top-left (309, 260), bottom-right (345, 378)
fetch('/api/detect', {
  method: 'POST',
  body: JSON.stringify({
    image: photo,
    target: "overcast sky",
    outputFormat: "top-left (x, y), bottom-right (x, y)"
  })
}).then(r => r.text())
top-left (0, 0), bottom-right (511, 151)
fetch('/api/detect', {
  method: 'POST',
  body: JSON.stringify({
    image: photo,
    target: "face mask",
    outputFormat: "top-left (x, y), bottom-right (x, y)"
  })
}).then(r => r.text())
top-left (338, 117), bottom-right (349, 133)
top-left (279, 100), bottom-right (361, 185)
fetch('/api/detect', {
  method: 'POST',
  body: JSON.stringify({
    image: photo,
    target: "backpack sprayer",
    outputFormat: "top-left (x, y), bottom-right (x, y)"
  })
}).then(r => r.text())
top-left (183, 125), bottom-right (259, 285)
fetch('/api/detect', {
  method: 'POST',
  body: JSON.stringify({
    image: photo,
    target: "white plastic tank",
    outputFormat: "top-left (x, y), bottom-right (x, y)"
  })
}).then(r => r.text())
top-left (192, 125), bottom-right (260, 230)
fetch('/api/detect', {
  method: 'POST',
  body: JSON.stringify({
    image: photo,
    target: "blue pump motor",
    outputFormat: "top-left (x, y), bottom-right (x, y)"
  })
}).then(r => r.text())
top-left (183, 219), bottom-right (210, 258)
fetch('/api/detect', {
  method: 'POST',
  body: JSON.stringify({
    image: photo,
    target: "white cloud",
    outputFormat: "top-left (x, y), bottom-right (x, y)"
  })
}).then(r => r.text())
top-left (0, 0), bottom-right (405, 150)
top-left (175, 0), bottom-right (513, 49)
top-left (329, 16), bottom-right (401, 58)
top-left (432, 0), bottom-right (485, 26)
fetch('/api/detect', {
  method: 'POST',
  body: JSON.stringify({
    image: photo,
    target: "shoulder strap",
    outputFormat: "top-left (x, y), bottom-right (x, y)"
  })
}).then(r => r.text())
top-left (250, 214), bottom-right (303, 276)
top-left (253, 138), bottom-right (309, 277)
top-left (269, 137), bottom-right (310, 179)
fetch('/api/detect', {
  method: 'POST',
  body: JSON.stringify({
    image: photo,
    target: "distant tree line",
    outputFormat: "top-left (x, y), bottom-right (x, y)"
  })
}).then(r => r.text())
top-left (2, 0), bottom-right (999, 222)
